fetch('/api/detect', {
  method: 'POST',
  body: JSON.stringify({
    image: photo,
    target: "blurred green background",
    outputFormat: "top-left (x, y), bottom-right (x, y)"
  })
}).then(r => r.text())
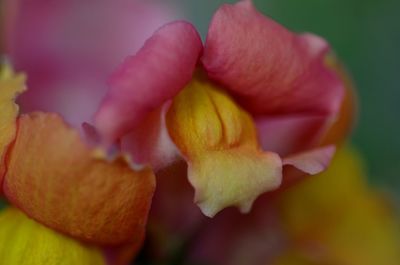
top-left (175, 0), bottom-right (400, 197)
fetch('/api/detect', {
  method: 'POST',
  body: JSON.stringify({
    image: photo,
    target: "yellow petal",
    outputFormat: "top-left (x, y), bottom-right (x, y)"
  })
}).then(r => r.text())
top-left (278, 147), bottom-right (368, 234)
top-left (166, 73), bottom-right (282, 217)
top-left (277, 147), bottom-right (400, 265)
top-left (0, 207), bottom-right (106, 265)
top-left (0, 63), bottom-right (26, 183)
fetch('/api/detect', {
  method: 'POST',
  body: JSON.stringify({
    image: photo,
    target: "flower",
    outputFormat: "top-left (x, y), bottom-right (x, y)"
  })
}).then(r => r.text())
top-left (95, 0), bottom-right (348, 217)
top-left (0, 0), bottom-right (361, 264)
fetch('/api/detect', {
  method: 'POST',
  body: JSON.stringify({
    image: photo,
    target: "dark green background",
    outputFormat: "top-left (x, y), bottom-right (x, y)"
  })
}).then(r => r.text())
top-left (176, 0), bottom-right (400, 197)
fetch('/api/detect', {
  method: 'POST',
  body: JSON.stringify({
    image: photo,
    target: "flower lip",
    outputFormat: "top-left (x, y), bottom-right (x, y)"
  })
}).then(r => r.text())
top-left (166, 73), bottom-right (283, 217)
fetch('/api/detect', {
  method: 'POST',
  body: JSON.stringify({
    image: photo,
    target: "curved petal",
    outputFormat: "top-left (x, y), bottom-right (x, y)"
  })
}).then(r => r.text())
top-left (3, 112), bottom-right (155, 246)
top-left (320, 54), bottom-right (358, 146)
top-left (283, 145), bottom-right (336, 175)
top-left (95, 21), bottom-right (202, 144)
top-left (187, 147), bottom-right (400, 265)
top-left (120, 104), bottom-right (179, 170)
top-left (4, 0), bottom-right (178, 126)
top-left (202, 0), bottom-right (344, 117)
top-left (0, 207), bottom-right (106, 265)
top-left (0, 64), bottom-right (25, 186)
top-left (255, 60), bottom-right (355, 158)
top-left (255, 114), bottom-right (330, 157)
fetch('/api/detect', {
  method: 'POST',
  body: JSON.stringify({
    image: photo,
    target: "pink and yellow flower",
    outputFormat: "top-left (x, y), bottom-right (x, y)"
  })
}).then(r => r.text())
top-left (95, 0), bottom-right (348, 217)
top-left (0, 0), bottom-right (379, 264)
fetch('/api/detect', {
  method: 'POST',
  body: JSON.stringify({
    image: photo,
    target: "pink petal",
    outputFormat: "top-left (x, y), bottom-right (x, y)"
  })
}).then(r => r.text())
top-left (120, 104), bottom-right (179, 170)
top-left (95, 21), bottom-right (202, 143)
top-left (149, 161), bottom-right (206, 241)
top-left (4, 0), bottom-right (178, 126)
top-left (283, 145), bottom-right (336, 175)
top-left (188, 199), bottom-right (286, 265)
top-left (255, 114), bottom-right (334, 157)
top-left (202, 0), bottom-right (343, 117)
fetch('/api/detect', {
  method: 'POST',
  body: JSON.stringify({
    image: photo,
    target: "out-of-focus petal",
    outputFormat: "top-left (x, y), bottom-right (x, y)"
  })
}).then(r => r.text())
top-left (103, 243), bottom-right (144, 265)
top-left (4, 0), bottom-right (178, 126)
top-left (95, 21), bottom-right (202, 144)
top-left (166, 74), bottom-right (282, 217)
top-left (283, 145), bottom-right (336, 175)
top-left (0, 64), bottom-right (25, 185)
top-left (277, 147), bottom-right (400, 265)
top-left (187, 147), bottom-right (400, 265)
top-left (278, 147), bottom-right (368, 234)
top-left (3, 112), bottom-right (155, 246)
top-left (0, 207), bottom-right (106, 265)
top-left (320, 54), bottom-right (357, 146)
top-left (202, 0), bottom-right (343, 117)
top-left (120, 105), bottom-right (178, 170)
top-left (255, 114), bottom-right (329, 157)
top-left (271, 249), bottom-right (325, 265)
top-left (188, 205), bottom-right (285, 265)
top-left (146, 161), bottom-right (207, 262)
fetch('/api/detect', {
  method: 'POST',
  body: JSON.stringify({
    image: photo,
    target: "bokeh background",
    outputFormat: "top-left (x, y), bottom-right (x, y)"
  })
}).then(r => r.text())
top-left (173, 0), bottom-right (400, 199)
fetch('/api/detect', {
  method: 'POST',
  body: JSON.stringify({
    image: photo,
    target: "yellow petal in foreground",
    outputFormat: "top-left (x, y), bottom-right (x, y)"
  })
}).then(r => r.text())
top-left (0, 207), bottom-right (106, 265)
top-left (0, 64), bottom-right (26, 183)
top-left (166, 74), bottom-right (282, 217)
top-left (276, 147), bottom-right (400, 265)
top-left (4, 112), bottom-right (155, 245)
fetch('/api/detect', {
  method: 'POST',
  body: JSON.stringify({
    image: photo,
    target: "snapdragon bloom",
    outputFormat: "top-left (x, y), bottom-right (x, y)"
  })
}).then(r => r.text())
top-left (0, 0), bottom-right (360, 264)
top-left (95, 0), bottom-right (346, 217)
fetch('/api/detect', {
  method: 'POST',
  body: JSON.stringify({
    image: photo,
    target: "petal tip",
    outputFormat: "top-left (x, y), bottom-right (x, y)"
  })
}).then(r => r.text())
top-left (283, 145), bottom-right (337, 175)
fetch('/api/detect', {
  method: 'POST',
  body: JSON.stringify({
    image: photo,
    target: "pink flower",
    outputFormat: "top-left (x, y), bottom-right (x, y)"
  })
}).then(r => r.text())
top-left (4, 0), bottom-right (178, 126)
top-left (95, 0), bottom-right (348, 217)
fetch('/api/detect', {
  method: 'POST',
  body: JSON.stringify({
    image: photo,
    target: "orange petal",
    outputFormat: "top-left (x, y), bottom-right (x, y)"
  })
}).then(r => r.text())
top-left (4, 112), bottom-right (155, 246)
top-left (320, 53), bottom-right (357, 146)
top-left (0, 64), bottom-right (26, 186)
top-left (166, 73), bottom-right (282, 217)
top-left (0, 207), bottom-right (106, 265)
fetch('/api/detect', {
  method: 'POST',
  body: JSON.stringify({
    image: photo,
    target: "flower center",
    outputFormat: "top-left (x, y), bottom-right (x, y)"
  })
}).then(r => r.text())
top-left (166, 73), bottom-right (282, 217)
